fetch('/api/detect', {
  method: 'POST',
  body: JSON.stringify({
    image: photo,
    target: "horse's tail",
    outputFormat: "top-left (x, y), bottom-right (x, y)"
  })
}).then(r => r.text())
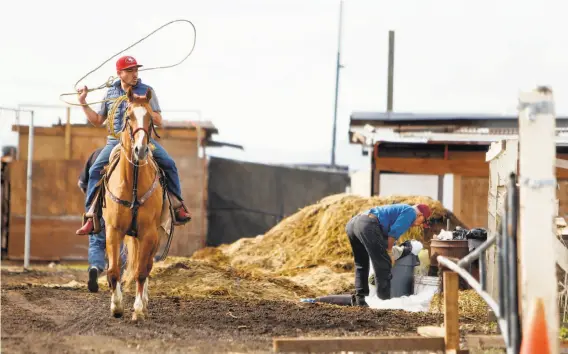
top-left (123, 236), bottom-right (140, 288)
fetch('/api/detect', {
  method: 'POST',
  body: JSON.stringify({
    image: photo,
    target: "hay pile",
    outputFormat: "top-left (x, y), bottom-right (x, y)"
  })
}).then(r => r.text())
top-left (216, 193), bottom-right (457, 275)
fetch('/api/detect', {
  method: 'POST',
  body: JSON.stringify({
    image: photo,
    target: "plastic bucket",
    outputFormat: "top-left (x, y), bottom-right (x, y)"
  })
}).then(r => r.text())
top-left (413, 275), bottom-right (441, 295)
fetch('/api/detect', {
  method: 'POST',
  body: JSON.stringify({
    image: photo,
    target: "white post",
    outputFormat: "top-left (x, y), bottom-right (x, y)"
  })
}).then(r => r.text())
top-left (24, 110), bottom-right (34, 269)
top-left (517, 87), bottom-right (559, 353)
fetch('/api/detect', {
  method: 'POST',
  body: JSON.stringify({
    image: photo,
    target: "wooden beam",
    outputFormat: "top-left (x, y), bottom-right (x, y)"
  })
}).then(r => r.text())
top-left (12, 125), bottom-right (202, 140)
top-left (417, 326), bottom-right (445, 337)
top-left (518, 87), bottom-right (559, 354)
top-left (443, 271), bottom-right (460, 353)
top-left (485, 140), bottom-right (505, 162)
top-left (466, 335), bottom-right (505, 349)
top-left (453, 174), bottom-right (463, 222)
top-left (486, 139), bottom-right (519, 300)
top-left (64, 107), bottom-right (71, 160)
top-left (375, 157), bottom-right (489, 177)
top-left (554, 236), bottom-right (568, 272)
top-left (557, 158), bottom-right (568, 170)
top-left (372, 144), bottom-right (380, 195)
top-left (273, 336), bottom-right (445, 353)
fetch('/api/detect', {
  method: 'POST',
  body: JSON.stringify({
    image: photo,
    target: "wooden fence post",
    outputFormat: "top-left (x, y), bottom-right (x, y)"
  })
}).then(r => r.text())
top-left (517, 86), bottom-right (559, 353)
top-left (444, 271), bottom-right (460, 353)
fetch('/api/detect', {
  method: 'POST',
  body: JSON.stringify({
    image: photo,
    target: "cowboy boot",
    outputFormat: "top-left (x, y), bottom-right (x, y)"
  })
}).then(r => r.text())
top-left (76, 215), bottom-right (95, 235)
top-left (350, 294), bottom-right (369, 307)
top-left (76, 213), bottom-right (101, 235)
top-left (174, 204), bottom-right (192, 224)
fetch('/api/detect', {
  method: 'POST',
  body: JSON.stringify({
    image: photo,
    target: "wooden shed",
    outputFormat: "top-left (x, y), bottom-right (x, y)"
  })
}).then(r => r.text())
top-left (4, 120), bottom-right (220, 261)
top-left (348, 112), bottom-right (568, 229)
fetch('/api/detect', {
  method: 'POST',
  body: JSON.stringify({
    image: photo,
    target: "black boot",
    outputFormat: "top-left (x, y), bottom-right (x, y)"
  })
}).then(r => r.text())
top-left (377, 279), bottom-right (392, 300)
top-left (87, 266), bottom-right (101, 293)
top-left (351, 294), bottom-right (369, 307)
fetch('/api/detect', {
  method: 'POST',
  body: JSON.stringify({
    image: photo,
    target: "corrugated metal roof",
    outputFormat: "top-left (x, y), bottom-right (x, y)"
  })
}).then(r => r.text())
top-left (349, 126), bottom-right (568, 146)
top-left (351, 112), bottom-right (519, 121)
top-left (350, 111), bottom-right (568, 122)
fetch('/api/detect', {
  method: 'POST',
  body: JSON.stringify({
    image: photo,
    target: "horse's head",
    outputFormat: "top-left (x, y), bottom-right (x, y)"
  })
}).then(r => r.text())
top-left (125, 87), bottom-right (154, 162)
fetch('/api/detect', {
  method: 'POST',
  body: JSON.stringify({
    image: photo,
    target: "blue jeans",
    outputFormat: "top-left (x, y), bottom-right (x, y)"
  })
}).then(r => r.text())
top-left (85, 138), bottom-right (183, 212)
top-left (88, 218), bottom-right (127, 273)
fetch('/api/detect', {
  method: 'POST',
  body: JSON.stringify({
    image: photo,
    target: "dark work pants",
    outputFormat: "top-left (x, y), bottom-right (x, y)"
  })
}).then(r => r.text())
top-left (346, 214), bottom-right (393, 300)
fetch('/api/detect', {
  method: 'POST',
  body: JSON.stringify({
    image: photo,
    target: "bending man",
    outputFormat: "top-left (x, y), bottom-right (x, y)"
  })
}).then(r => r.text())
top-left (345, 203), bottom-right (431, 306)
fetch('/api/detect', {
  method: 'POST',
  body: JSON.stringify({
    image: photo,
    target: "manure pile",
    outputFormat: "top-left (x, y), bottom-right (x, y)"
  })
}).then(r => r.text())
top-left (146, 193), bottom-right (463, 300)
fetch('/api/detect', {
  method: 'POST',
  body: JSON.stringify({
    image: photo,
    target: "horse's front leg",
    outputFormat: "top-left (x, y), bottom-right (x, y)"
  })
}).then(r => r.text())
top-left (106, 225), bottom-right (124, 318)
top-left (132, 232), bottom-right (158, 322)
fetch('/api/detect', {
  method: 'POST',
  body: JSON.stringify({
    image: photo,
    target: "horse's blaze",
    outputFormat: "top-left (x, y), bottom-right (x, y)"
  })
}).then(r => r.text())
top-left (132, 106), bottom-right (149, 159)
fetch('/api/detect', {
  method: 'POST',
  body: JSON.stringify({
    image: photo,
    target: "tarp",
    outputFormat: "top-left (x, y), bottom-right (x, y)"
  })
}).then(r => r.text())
top-left (206, 157), bottom-right (350, 246)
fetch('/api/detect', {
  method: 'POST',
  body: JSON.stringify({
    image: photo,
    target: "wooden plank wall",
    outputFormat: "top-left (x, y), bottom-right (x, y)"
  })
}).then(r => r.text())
top-left (159, 138), bottom-right (208, 256)
top-left (7, 134), bottom-right (208, 260)
top-left (16, 125), bottom-right (202, 162)
top-left (453, 176), bottom-right (489, 229)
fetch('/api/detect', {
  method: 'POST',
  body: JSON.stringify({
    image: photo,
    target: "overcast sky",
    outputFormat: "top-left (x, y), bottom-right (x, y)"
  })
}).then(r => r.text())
top-left (1, 0), bottom-right (565, 171)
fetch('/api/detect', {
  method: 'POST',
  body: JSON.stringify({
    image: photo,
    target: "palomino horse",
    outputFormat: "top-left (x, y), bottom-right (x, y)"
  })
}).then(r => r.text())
top-left (103, 87), bottom-right (163, 321)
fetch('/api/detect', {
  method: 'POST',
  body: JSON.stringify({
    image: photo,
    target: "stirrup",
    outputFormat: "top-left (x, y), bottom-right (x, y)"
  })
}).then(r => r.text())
top-left (82, 213), bottom-right (102, 234)
top-left (173, 204), bottom-right (191, 226)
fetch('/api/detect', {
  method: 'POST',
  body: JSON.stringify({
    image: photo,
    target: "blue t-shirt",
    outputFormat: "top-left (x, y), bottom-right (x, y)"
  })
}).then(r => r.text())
top-left (363, 204), bottom-right (417, 240)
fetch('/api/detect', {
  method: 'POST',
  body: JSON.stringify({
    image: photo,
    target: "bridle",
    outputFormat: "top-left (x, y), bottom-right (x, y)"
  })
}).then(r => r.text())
top-left (120, 102), bottom-right (161, 167)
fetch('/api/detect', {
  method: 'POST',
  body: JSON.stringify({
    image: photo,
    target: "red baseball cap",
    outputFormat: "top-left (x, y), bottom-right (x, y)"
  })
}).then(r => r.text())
top-left (415, 204), bottom-right (432, 220)
top-left (116, 55), bottom-right (143, 71)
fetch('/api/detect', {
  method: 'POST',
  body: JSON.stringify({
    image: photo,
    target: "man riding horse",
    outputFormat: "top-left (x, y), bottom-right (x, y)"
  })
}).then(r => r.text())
top-left (75, 55), bottom-right (191, 235)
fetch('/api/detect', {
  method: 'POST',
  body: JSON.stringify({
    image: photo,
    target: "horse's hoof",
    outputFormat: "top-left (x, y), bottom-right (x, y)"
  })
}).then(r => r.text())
top-left (132, 311), bottom-right (145, 322)
top-left (111, 305), bottom-right (124, 318)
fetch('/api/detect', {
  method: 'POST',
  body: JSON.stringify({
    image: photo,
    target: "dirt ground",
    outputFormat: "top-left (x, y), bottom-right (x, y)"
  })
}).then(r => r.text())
top-left (1, 266), bottom-right (496, 354)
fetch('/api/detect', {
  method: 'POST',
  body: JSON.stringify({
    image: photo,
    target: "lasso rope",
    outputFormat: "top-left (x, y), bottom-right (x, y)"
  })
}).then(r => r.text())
top-left (106, 95), bottom-right (129, 138)
top-left (58, 19), bottom-right (197, 108)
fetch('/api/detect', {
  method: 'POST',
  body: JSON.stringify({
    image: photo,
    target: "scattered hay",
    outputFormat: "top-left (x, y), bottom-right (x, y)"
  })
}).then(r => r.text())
top-left (429, 289), bottom-right (490, 320)
top-left (283, 266), bottom-right (354, 296)
top-left (191, 247), bottom-right (230, 266)
top-left (146, 259), bottom-right (316, 301)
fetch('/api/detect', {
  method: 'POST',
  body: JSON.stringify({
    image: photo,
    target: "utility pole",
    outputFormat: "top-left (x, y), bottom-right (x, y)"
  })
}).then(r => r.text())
top-left (331, 0), bottom-right (344, 167)
top-left (386, 30), bottom-right (395, 113)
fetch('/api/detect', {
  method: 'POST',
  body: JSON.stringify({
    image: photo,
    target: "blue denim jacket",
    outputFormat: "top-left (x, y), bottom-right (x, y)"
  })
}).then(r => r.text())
top-left (97, 79), bottom-right (161, 136)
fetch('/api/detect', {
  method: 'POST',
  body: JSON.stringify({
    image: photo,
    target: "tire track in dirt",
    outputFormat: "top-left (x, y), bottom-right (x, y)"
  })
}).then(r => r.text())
top-left (1, 290), bottom-right (59, 334)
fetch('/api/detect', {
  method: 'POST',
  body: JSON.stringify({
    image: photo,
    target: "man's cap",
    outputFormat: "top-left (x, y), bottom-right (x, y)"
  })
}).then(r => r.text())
top-left (116, 56), bottom-right (143, 71)
top-left (415, 204), bottom-right (432, 220)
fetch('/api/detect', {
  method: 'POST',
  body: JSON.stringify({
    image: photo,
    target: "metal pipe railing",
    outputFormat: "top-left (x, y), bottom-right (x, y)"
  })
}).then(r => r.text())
top-left (457, 234), bottom-right (496, 267)
top-left (506, 172), bottom-right (521, 354)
